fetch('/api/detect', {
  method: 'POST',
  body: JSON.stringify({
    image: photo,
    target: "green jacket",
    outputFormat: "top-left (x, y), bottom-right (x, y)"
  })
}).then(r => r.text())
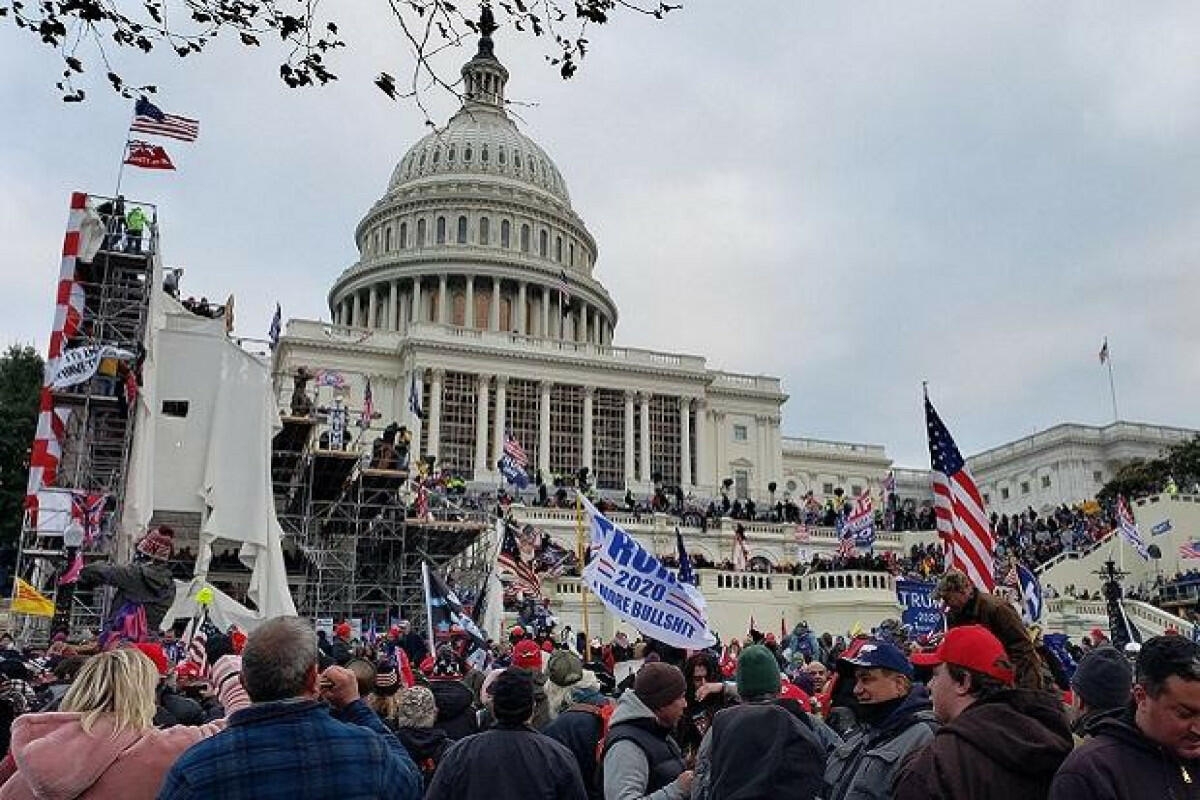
top-left (126, 207), bottom-right (148, 232)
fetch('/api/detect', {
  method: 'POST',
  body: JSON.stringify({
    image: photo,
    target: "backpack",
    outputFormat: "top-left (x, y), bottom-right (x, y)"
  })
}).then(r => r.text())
top-left (709, 702), bottom-right (827, 799)
top-left (571, 702), bottom-right (617, 763)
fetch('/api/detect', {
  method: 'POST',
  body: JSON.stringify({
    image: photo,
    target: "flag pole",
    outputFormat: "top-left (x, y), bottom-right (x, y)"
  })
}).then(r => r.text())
top-left (1106, 349), bottom-right (1119, 423)
top-left (421, 561), bottom-right (435, 656)
top-left (575, 490), bottom-right (591, 661)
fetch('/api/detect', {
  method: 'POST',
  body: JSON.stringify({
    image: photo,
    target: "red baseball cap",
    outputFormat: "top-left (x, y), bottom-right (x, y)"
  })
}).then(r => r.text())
top-left (512, 639), bottom-right (542, 670)
top-left (910, 624), bottom-right (1015, 686)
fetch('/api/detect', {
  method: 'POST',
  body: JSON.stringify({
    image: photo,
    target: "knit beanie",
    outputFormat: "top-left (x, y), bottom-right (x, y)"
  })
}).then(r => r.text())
top-left (1071, 645), bottom-right (1132, 711)
top-left (491, 667), bottom-right (536, 724)
top-left (135, 526), bottom-right (174, 561)
top-left (547, 649), bottom-right (584, 688)
top-left (737, 645), bottom-right (782, 699)
top-left (395, 686), bottom-right (438, 729)
top-left (634, 662), bottom-right (686, 711)
top-left (375, 659), bottom-right (401, 696)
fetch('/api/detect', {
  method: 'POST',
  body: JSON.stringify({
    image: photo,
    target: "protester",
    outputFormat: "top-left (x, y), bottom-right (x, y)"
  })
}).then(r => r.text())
top-left (1066, 645), bottom-right (1132, 742)
top-left (1050, 635), bottom-right (1200, 800)
top-left (602, 662), bottom-right (691, 800)
top-left (158, 616), bottom-right (421, 799)
top-left (426, 667), bottom-right (587, 800)
top-left (77, 526), bottom-right (176, 637)
top-left (692, 644), bottom-right (828, 799)
top-left (544, 648), bottom-right (585, 723)
top-left (824, 640), bottom-right (937, 800)
top-left (367, 658), bottom-right (403, 728)
top-left (428, 646), bottom-right (480, 741)
top-left (936, 569), bottom-right (1045, 689)
top-left (896, 625), bottom-right (1073, 800)
top-left (543, 667), bottom-right (612, 800)
top-left (0, 647), bottom-right (246, 799)
top-left (676, 651), bottom-right (727, 758)
top-left (511, 638), bottom-right (551, 728)
top-left (394, 685), bottom-right (451, 790)
top-left (329, 622), bottom-right (354, 666)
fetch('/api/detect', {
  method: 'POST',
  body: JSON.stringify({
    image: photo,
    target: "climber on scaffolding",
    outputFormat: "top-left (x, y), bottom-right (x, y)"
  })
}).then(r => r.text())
top-left (77, 526), bottom-right (177, 643)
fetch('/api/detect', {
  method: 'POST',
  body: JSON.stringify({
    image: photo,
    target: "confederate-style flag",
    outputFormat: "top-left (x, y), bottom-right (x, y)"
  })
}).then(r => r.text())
top-left (124, 140), bottom-right (176, 170)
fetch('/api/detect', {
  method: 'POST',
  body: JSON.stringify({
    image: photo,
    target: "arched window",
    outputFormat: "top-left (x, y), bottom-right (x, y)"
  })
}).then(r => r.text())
top-left (448, 144), bottom-right (456, 162)
top-left (384, 227), bottom-right (392, 251)
top-left (481, 145), bottom-right (489, 163)
top-left (432, 147), bottom-right (440, 164)
top-left (514, 152), bottom-right (522, 169)
top-left (399, 222), bottom-right (408, 249)
top-left (555, 235), bottom-right (562, 262)
top-left (457, 216), bottom-right (468, 244)
top-left (501, 220), bottom-right (510, 248)
top-left (416, 219), bottom-right (426, 247)
top-left (436, 216), bottom-right (446, 244)
top-left (418, 149), bottom-right (426, 168)
top-left (464, 145), bottom-right (473, 162)
top-left (539, 229), bottom-right (548, 257)
top-left (520, 224), bottom-right (530, 253)
top-left (451, 292), bottom-right (466, 326)
top-left (480, 217), bottom-right (490, 245)
top-left (499, 148), bottom-right (507, 165)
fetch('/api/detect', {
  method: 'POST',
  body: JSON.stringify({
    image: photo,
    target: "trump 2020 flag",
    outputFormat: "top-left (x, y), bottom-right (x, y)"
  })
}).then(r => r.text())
top-left (580, 494), bottom-right (715, 650)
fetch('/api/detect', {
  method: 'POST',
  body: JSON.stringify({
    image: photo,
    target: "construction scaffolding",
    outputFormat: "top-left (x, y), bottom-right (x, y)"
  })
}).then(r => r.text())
top-left (17, 195), bottom-right (158, 640)
top-left (271, 417), bottom-right (491, 628)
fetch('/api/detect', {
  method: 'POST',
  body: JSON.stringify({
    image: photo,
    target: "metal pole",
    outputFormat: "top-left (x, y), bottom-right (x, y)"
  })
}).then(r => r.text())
top-left (575, 490), bottom-right (590, 660)
top-left (1106, 356), bottom-right (1119, 422)
top-left (422, 561), bottom-right (435, 655)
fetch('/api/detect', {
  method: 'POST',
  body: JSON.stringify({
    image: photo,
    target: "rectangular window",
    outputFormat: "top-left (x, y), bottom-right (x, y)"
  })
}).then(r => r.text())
top-left (822, 482), bottom-right (834, 495)
top-left (1020, 481), bottom-right (1030, 495)
top-left (437, 371), bottom-right (477, 475)
top-left (851, 484), bottom-right (862, 497)
top-left (593, 389), bottom-right (626, 490)
top-left (1093, 470), bottom-right (1103, 483)
top-left (983, 493), bottom-right (991, 505)
top-left (1041, 475), bottom-right (1051, 489)
top-left (161, 400), bottom-right (189, 417)
top-left (505, 379), bottom-right (541, 475)
top-left (549, 385), bottom-right (584, 478)
top-left (733, 424), bottom-right (748, 442)
top-left (649, 394), bottom-right (681, 489)
top-left (1001, 487), bottom-right (1010, 500)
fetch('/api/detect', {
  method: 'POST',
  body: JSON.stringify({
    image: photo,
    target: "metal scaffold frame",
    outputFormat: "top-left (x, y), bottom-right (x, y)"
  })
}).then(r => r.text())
top-left (270, 416), bottom-right (491, 630)
top-left (16, 195), bottom-right (159, 641)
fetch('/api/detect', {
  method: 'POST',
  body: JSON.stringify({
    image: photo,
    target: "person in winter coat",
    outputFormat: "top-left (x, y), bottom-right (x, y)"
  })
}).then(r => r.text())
top-left (692, 645), bottom-right (828, 800)
top-left (394, 685), bottom-right (451, 791)
top-left (676, 651), bottom-right (729, 759)
top-left (426, 667), bottom-right (586, 800)
top-left (543, 668), bottom-right (612, 800)
top-left (329, 622), bottom-right (354, 666)
top-left (0, 648), bottom-right (247, 800)
top-left (1050, 635), bottom-right (1200, 800)
top-left (77, 527), bottom-right (176, 636)
top-left (602, 662), bottom-right (691, 800)
top-left (512, 639), bottom-right (551, 728)
top-left (429, 646), bottom-right (480, 741)
top-left (824, 640), bottom-right (938, 800)
top-left (1065, 645), bottom-right (1132, 743)
top-left (935, 569), bottom-right (1045, 690)
top-left (896, 625), bottom-right (1073, 800)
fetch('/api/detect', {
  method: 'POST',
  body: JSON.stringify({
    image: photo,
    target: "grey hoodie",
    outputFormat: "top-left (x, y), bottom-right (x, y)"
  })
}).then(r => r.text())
top-left (602, 689), bottom-right (687, 800)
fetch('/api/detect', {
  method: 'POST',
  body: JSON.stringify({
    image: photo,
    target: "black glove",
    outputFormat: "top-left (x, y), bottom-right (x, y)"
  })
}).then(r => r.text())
top-left (204, 631), bottom-right (234, 665)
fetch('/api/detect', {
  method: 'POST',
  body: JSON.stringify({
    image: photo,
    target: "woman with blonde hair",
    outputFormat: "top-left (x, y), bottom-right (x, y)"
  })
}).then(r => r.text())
top-left (0, 647), bottom-right (247, 799)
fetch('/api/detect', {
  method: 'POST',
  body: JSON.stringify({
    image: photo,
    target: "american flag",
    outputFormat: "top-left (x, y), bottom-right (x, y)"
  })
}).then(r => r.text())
top-left (181, 613), bottom-right (221, 674)
top-left (1098, 338), bottom-right (1109, 364)
top-left (675, 527), bottom-right (695, 585)
top-left (130, 96), bottom-right (200, 142)
top-left (926, 394), bottom-right (994, 592)
top-left (732, 524), bottom-right (750, 571)
top-left (1116, 496), bottom-right (1150, 560)
top-left (557, 269), bottom-right (572, 307)
top-left (503, 433), bottom-right (528, 468)
top-left (1179, 540), bottom-right (1200, 560)
top-left (882, 470), bottom-right (896, 497)
top-left (497, 521), bottom-right (543, 601)
top-left (268, 303), bottom-right (281, 350)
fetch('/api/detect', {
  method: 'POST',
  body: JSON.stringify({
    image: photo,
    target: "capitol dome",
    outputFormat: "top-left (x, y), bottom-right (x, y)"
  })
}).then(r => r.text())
top-left (328, 25), bottom-right (617, 345)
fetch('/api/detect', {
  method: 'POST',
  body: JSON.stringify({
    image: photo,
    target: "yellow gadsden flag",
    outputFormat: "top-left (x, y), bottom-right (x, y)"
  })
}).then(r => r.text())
top-left (11, 578), bottom-right (55, 617)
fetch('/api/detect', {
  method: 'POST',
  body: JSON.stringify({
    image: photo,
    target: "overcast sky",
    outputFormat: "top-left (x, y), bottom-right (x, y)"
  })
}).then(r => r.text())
top-left (2, 2), bottom-right (1198, 467)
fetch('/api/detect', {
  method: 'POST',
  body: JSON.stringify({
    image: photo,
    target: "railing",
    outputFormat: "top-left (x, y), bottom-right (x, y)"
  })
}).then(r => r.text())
top-left (1045, 597), bottom-right (1108, 618)
top-left (970, 423), bottom-right (1195, 468)
top-left (1033, 530), bottom-right (1116, 575)
top-left (708, 372), bottom-right (783, 394)
top-left (780, 437), bottom-right (887, 458)
top-left (1122, 599), bottom-right (1193, 635)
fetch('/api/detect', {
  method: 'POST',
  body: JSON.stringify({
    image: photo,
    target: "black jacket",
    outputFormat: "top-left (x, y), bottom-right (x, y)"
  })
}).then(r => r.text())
top-left (397, 725), bottom-right (451, 790)
top-left (425, 723), bottom-right (586, 800)
top-left (543, 703), bottom-right (609, 800)
top-left (896, 688), bottom-right (1073, 800)
top-left (1050, 709), bottom-right (1200, 800)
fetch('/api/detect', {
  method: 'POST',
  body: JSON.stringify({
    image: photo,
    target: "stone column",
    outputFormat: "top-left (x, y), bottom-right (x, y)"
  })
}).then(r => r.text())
top-left (473, 373), bottom-right (490, 480)
top-left (580, 304), bottom-right (590, 344)
top-left (388, 280), bottom-right (398, 331)
top-left (541, 287), bottom-right (550, 339)
top-left (639, 392), bottom-right (651, 484)
top-left (353, 292), bottom-right (364, 327)
top-left (465, 276), bottom-right (475, 328)
top-left (427, 368), bottom-right (444, 458)
top-left (680, 397), bottom-right (692, 488)
top-left (582, 386), bottom-right (595, 474)
top-left (411, 277), bottom-right (422, 325)
top-left (367, 286), bottom-right (378, 329)
top-left (517, 281), bottom-right (528, 335)
top-left (490, 277), bottom-right (502, 331)
top-left (623, 391), bottom-right (636, 489)
top-left (492, 376), bottom-right (508, 467)
top-left (713, 410), bottom-right (727, 487)
top-left (333, 301), bottom-right (343, 325)
top-left (538, 381), bottom-right (552, 475)
top-left (694, 399), bottom-right (708, 492)
top-left (437, 274), bottom-right (448, 324)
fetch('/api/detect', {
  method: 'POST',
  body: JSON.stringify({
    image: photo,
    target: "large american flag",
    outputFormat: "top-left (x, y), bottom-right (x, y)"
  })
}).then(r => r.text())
top-left (503, 432), bottom-right (528, 468)
top-left (556, 269), bottom-right (572, 306)
top-left (926, 394), bottom-right (994, 592)
top-left (130, 96), bottom-right (200, 142)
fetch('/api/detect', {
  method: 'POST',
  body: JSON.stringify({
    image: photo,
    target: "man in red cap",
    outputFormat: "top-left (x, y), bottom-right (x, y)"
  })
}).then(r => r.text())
top-left (511, 639), bottom-right (550, 728)
top-left (895, 625), bottom-right (1072, 800)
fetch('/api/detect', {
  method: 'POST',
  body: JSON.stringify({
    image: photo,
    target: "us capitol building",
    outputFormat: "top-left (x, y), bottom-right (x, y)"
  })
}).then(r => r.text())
top-left (272, 28), bottom-right (1194, 635)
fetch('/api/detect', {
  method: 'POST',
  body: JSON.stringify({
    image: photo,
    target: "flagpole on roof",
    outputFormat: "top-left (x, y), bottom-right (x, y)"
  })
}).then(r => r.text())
top-left (1101, 337), bottom-right (1119, 423)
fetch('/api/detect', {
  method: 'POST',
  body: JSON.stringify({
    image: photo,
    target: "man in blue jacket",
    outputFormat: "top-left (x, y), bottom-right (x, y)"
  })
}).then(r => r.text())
top-left (158, 616), bottom-right (421, 799)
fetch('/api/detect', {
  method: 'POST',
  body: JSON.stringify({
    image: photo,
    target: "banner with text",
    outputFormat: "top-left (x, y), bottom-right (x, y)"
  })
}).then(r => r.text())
top-left (896, 578), bottom-right (944, 637)
top-left (49, 344), bottom-right (135, 390)
top-left (581, 494), bottom-right (716, 650)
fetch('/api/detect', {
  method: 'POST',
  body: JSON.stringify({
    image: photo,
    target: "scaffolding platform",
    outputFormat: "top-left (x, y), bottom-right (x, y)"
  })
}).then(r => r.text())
top-left (309, 450), bottom-right (360, 501)
top-left (271, 416), bottom-right (316, 485)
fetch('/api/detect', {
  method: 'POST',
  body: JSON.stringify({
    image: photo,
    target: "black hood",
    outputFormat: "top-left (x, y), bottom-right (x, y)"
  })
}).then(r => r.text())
top-left (397, 725), bottom-right (450, 760)
top-left (429, 679), bottom-right (475, 719)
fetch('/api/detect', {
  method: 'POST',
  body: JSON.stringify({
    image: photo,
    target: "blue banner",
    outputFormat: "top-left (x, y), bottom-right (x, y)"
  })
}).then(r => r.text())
top-left (896, 578), bottom-right (944, 637)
